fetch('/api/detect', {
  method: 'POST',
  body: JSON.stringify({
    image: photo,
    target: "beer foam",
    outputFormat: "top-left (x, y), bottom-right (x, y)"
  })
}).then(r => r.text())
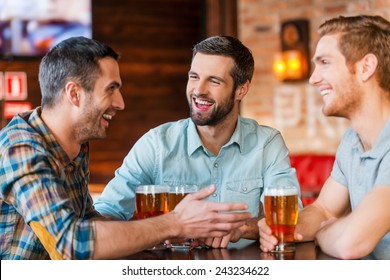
top-left (265, 186), bottom-right (298, 196)
top-left (135, 185), bottom-right (169, 194)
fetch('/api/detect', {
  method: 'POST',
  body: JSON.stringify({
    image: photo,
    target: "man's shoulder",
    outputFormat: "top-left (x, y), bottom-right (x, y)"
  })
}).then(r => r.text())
top-left (150, 118), bottom-right (190, 136)
top-left (0, 115), bottom-right (45, 153)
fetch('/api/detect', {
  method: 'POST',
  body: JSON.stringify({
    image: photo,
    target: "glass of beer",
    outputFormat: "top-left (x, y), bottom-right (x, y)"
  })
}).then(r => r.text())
top-left (168, 185), bottom-right (198, 211)
top-left (264, 185), bottom-right (299, 253)
top-left (135, 185), bottom-right (169, 249)
top-left (168, 184), bottom-right (199, 249)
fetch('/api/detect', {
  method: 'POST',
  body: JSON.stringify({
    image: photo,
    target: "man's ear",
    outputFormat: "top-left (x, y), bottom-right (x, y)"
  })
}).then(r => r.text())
top-left (65, 82), bottom-right (81, 106)
top-left (235, 80), bottom-right (250, 101)
top-left (359, 53), bottom-right (378, 82)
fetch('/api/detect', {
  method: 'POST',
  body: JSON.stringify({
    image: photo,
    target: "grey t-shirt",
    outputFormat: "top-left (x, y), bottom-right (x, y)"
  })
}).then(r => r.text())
top-left (331, 122), bottom-right (390, 260)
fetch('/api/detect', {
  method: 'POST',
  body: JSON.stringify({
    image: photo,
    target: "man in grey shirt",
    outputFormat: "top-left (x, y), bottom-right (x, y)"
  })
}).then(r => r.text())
top-left (259, 15), bottom-right (390, 259)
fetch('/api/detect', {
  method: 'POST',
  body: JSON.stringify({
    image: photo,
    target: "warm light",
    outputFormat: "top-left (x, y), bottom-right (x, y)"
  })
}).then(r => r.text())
top-left (286, 54), bottom-right (301, 71)
top-left (273, 50), bottom-right (305, 81)
top-left (274, 19), bottom-right (310, 81)
top-left (273, 53), bottom-right (287, 80)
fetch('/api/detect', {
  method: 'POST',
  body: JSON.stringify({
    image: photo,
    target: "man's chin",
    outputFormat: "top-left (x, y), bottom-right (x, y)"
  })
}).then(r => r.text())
top-left (89, 132), bottom-right (107, 141)
top-left (191, 116), bottom-right (210, 126)
top-left (190, 106), bottom-right (211, 122)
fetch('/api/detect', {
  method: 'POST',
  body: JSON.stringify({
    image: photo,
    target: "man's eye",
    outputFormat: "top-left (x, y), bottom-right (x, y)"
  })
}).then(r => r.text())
top-left (108, 85), bottom-right (117, 93)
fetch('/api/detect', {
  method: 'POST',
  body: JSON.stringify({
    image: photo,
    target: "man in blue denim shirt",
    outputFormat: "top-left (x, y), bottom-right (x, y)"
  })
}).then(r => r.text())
top-left (95, 36), bottom-right (301, 248)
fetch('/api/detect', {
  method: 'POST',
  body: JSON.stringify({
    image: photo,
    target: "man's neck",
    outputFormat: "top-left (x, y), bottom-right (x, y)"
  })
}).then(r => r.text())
top-left (41, 108), bottom-right (81, 160)
top-left (196, 114), bottom-right (238, 156)
top-left (351, 92), bottom-right (390, 152)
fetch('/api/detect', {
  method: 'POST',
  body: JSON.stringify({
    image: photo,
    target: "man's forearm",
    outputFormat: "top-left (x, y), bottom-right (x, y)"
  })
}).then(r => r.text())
top-left (296, 203), bottom-right (330, 241)
top-left (93, 213), bottom-right (177, 259)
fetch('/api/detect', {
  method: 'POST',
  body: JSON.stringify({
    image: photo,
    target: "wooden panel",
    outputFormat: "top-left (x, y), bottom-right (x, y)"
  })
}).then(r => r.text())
top-left (89, 0), bottom-right (204, 183)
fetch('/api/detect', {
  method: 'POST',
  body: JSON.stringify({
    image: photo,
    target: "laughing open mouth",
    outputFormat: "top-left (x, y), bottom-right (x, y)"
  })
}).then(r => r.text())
top-left (193, 97), bottom-right (214, 111)
top-left (103, 114), bottom-right (113, 120)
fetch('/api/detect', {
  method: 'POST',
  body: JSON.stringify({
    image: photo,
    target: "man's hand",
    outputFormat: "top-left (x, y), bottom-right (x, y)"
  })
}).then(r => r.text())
top-left (171, 184), bottom-right (252, 239)
top-left (258, 218), bottom-right (278, 252)
top-left (201, 228), bottom-right (243, 248)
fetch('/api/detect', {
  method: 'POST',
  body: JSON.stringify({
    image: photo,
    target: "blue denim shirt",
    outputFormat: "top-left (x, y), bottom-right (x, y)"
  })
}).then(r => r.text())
top-left (94, 117), bottom-right (300, 220)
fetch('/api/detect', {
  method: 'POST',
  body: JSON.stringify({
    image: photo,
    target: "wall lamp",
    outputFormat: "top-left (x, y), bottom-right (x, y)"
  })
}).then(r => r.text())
top-left (273, 19), bottom-right (310, 82)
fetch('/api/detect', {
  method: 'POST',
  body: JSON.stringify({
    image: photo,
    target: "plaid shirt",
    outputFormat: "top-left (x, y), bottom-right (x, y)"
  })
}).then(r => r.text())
top-left (0, 107), bottom-right (100, 259)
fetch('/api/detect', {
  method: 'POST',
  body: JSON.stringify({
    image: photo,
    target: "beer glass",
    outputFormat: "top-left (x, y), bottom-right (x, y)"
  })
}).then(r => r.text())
top-left (168, 185), bottom-right (198, 211)
top-left (135, 185), bottom-right (169, 249)
top-left (168, 184), bottom-right (199, 249)
top-left (264, 185), bottom-right (299, 253)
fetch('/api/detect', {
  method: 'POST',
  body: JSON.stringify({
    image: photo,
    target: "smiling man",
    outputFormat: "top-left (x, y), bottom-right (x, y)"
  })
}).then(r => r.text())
top-left (259, 15), bottom-right (390, 260)
top-left (94, 35), bottom-right (301, 248)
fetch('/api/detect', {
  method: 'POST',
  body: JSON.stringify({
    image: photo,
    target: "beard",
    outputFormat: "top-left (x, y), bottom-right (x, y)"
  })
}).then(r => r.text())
top-left (189, 90), bottom-right (235, 126)
top-left (322, 77), bottom-right (361, 119)
top-left (74, 98), bottom-right (107, 142)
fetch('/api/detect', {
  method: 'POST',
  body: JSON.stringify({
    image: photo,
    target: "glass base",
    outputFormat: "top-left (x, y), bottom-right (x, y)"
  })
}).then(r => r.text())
top-left (271, 243), bottom-right (296, 253)
top-left (170, 238), bottom-right (194, 250)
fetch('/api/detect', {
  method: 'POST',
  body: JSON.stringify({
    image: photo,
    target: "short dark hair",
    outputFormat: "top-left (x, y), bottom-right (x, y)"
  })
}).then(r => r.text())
top-left (318, 15), bottom-right (390, 92)
top-left (39, 36), bottom-right (120, 109)
top-left (192, 35), bottom-right (254, 90)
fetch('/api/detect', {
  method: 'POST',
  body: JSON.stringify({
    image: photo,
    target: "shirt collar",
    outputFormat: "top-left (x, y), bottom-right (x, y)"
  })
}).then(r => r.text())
top-left (369, 117), bottom-right (390, 158)
top-left (351, 117), bottom-right (390, 159)
top-left (186, 117), bottom-right (243, 156)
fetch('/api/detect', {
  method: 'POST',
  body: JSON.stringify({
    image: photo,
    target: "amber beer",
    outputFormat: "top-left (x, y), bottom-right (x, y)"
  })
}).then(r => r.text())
top-left (264, 186), bottom-right (299, 253)
top-left (168, 185), bottom-right (198, 211)
top-left (168, 185), bottom-right (198, 248)
top-left (135, 185), bottom-right (169, 219)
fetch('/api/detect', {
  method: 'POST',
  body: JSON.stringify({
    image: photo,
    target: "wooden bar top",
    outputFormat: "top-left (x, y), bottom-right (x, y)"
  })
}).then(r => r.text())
top-left (121, 239), bottom-right (339, 260)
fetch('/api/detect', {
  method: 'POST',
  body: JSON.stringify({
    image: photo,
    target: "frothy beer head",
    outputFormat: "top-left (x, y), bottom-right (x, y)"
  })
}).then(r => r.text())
top-left (264, 186), bottom-right (298, 196)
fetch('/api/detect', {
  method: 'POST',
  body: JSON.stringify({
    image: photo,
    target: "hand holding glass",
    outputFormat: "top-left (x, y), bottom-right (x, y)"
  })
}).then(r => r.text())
top-left (168, 185), bottom-right (199, 249)
top-left (264, 185), bottom-right (299, 253)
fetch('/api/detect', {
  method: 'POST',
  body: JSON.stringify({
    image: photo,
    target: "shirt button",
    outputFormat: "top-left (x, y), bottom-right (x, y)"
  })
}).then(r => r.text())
top-left (212, 193), bottom-right (217, 197)
top-left (242, 187), bottom-right (248, 192)
top-left (214, 163), bottom-right (219, 168)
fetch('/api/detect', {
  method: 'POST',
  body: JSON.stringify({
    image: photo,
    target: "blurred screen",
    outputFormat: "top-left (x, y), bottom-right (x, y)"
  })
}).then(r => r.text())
top-left (0, 0), bottom-right (92, 57)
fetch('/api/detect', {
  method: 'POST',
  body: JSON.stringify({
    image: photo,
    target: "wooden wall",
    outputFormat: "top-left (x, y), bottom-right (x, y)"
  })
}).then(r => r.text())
top-left (0, 0), bottom-right (205, 184)
top-left (89, 0), bottom-right (205, 184)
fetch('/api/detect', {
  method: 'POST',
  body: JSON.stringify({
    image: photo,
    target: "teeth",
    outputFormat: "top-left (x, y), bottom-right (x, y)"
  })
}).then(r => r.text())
top-left (195, 97), bottom-right (212, 105)
top-left (103, 114), bottom-right (112, 120)
top-left (320, 89), bottom-right (332, 96)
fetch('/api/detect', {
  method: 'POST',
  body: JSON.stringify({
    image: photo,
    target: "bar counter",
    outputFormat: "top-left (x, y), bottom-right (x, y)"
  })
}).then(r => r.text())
top-left (121, 239), bottom-right (339, 260)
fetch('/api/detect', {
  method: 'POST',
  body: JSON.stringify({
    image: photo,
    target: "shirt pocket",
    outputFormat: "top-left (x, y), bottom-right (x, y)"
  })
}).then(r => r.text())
top-left (223, 178), bottom-right (263, 217)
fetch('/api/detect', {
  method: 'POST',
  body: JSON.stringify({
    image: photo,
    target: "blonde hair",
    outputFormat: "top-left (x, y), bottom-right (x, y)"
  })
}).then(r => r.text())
top-left (318, 15), bottom-right (390, 91)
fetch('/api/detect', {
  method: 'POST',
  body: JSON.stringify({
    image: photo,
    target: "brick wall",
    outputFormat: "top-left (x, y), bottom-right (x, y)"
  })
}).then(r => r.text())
top-left (238, 0), bottom-right (390, 154)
